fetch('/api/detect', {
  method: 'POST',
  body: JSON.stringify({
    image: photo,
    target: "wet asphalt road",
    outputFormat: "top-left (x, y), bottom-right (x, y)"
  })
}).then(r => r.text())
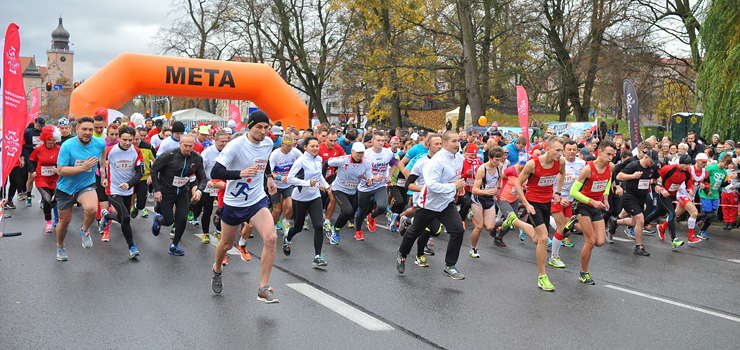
top-left (1, 198), bottom-right (740, 350)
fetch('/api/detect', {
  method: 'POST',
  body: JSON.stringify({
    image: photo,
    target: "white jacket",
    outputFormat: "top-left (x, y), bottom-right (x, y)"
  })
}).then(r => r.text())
top-left (419, 148), bottom-right (463, 212)
top-left (327, 155), bottom-right (373, 195)
top-left (288, 152), bottom-right (330, 202)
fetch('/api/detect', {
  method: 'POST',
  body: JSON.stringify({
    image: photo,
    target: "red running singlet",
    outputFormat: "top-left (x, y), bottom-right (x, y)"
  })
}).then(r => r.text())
top-left (579, 161), bottom-right (612, 204)
top-left (525, 155), bottom-right (560, 203)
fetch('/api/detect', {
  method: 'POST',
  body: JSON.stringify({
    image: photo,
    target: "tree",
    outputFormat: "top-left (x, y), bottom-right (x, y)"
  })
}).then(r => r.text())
top-left (699, 0), bottom-right (740, 138)
top-left (655, 79), bottom-right (694, 123)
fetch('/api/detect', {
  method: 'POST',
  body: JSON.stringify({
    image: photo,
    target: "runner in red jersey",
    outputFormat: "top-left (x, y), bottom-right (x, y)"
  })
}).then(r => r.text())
top-left (644, 154), bottom-right (699, 244)
top-left (515, 136), bottom-right (566, 292)
top-left (29, 126), bottom-right (61, 233)
top-left (569, 140), bottom-right (616, 284)
top-left (318, 129), bottom-right (345, 232)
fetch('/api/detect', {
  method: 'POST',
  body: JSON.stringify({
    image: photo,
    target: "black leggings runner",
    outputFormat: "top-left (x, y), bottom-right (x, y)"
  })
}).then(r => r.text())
top-left (154, 190), bottom-right (191, 246)
top-left (192, 192), bottom-right (215, 234)
top-left (287, 197), bottom-right (325, 256)
top-left (333, 190), bottom-right (358, 229)
top-left (644, 194), bottom-right (677, 239)
top-left (106, 194), bottom-right (135, 248)
top-left (388, 186), bottom-right (407, 214)
top-left (37, 186), bottom-right (56, 221)
top-left (133, 180), bottom-right (148, 211)
top-left (399, 203), bottom-right (465, 266)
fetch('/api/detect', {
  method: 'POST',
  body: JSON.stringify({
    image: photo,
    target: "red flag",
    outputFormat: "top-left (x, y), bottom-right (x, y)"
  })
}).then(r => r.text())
top-left (516, 86), bottom-right (531, 153)
top-left (28, 87), bottom-right (39, 124)
top-left (229, 104), bottom-right (241, 131)
top-left (2, 24), bottom-right (28, 185)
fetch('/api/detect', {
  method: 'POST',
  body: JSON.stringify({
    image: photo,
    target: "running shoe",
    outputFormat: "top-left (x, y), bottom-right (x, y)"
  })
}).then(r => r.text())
top-left (561, 237), bottom-right (574, 247)
top-left (151, 214), bottom-right (162, 236)
top-left (4, 202), bottom-right (16, 210)
top-left (168, 244), bottom-right (184, 256)
top-left (140, 208), bottom-right (149, 218)
top-left (549, 256), bottom-right (565, 268)
top-left (282, 235), bottom-right (291, 256)
top-left (697, 231), bottom-right (708, 240)
top-left (467, 209), bottom-right (474, 220)
top-left (16, 193), bottom-right (25, 201)
top-left (355, 231), bottom-right (365, 241)
top-left (25, 197), bottom-right (32, 207)
top-left (130, 207), bottom-right (138, 219)
top-left (99, 209), bottom-right (110, 233)
top-left (389, 213), bottom-right (400, 232)
top-left (348, 221), bottom-right (355, 228)
top-left (469, 247), bottom-right (480, 258)
top-left (129, 244), bottom-right (140, 259)
top-left (608, 217), bottom-right (618, 238)
top-left (329, 227), bottom-right (340, 245)
top-left (671, 238), bottom-right (684, 249)
top-left (304, 218), bottom-right (309, 230)
top-left (424, 245), bottom-right (435, 256)
top-left (52, 217), bottom-right (59, 227)
top-left (399, 216), bottom-right (410, 237)
top-left (443, 265), bottom-right (465, 280)
top-left (80, 229), bottom-right (93, 249)
top-left (211, 269), bottom-right (223, 294)
top-left (45, 222), bottom-right (53, 233)
top-left (56, 246), bottom-right (68, 261)
top-left (538, 275), bottom-right (555, 291)
top-left (366, 214), bottom-right (376, 232)
top-left (396, 251), bottom-right (405, 274)
top-left (494, 237), bottom-right (506, 247)
top-left (187, 211), bottom-right (194, 221)
top-left (427, 238), bottom-right (434, 247)
top-left (633, 245), bottom-right (650, 256)
top-left (562, 216), bottom-right (579, 236)
top-left (605, 229), bottom-right (614, 244)
top-left (462, 221), bottom-right (466, 230)
top-left (312, 255), bottom-right (328, 267)
top-left (147, 193), bottom-right (154, 203)
top-left (170, 227), bottom-right (175, 237)
top-left (687, 234), bottom-right (701, 244)
top-left (624, 227), bottom-right (635, 240)
top-left (236, 245), bottom-right (251, 261)
top-left (643, 224), bottom-right (656, 235)
top-left (519, 229), bottom-right (526, 241)
top-left (658, 222), bottom-right (666, 240)
top-left (101, 231), bottom-right (110, 242)
top-left (415, 255), bottom-right (429, 267)
top-left (281, 218), bottom-right (291, 232)
top-left (201, 233), bottom-right (210, 244)
top-left (222, 254), bottom-right (228, 266)
top-left (547, 237), bottom-right (552, 248)
top-left (257, 286), bottom-right (279, 303)
top-left (579, 271), bottom-right (595, 285)
top-left (191, 219), bottom-right (200, 226)
top-left (276, 221), bottom-right (283, 230)
top-left (502, 212), bottom-right (518, 231)
top-left (323, 221), bottom-right (333, 233)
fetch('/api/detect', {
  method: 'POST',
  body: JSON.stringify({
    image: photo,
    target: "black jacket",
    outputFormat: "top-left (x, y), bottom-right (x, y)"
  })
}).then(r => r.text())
top-left (150, 147), bottom-right (206, 195)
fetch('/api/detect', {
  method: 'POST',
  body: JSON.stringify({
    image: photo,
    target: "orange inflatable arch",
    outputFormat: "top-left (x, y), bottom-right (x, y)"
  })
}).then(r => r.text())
top-left (69, 53), bottom-right (308, 129)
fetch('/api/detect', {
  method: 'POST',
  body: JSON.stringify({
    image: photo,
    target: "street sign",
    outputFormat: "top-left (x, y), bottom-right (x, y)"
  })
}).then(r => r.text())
top-left (164, 113), bottom-right (173, 121)
top-left (53, 84), bottom-right (63, 90)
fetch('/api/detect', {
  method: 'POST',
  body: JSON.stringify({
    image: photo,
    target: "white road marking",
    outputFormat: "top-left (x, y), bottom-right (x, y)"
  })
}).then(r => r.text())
top-left (194, 234), bottom-right (240, 255)
top-left (604, 285), bottom-right (740, 323)
top-left (286, 283), bottom-right (393, 331)
top-left (612, 237), bottom-right (632, 242)
top-left (727, 259), bottom-right (740, 264)
top-left (375, 224), bottom-right (391, 230)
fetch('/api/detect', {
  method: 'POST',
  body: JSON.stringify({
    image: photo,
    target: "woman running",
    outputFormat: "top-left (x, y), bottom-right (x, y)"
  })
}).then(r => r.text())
top-left (469, 146), bottom-right (504, 258)
top-left (29, 126), bottom-right (61, 232)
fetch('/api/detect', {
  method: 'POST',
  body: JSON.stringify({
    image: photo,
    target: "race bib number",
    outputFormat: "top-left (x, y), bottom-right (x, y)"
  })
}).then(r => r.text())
top-left (638, 179), bottom-right (650, 190)
top-left (511, 187), bottom-right (517, 195)
top-left (537, 175), bottom-right (558, 187)
top-left (206, 187), bottom-right (219, 195)
top-left (254, 158), bottom-right (268, 176)
top-left (345, 181), bottom-right (358, 189)
top-left (564, 173), bottom-right (576, 184)
top-left (308, 181), bottom-right (320, 191)
top-left (466, 178), bottom-right (476, 188)
top-left (32, 136), bottom-right (42, 145)
top-left (189, 174), bottom-right (197, 182)
top-left (74, 159), bottom-right (94, 172)
top-left (172, 176), bottom-right (189, 187)
top-left (591, 180), bottom-right (608, 192)
top-left (115, 159), bottom-right (133, 171)
top-left (668, 183), bottom-right (680, 192)
top-left (396, 178), bottom-right (406, 187)
top-left (40, 166), bottom-right (56, 177)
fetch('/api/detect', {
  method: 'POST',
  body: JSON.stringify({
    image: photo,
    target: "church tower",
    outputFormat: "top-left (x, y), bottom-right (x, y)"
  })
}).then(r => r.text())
top-left (45, 17), bottom-right (73, 84)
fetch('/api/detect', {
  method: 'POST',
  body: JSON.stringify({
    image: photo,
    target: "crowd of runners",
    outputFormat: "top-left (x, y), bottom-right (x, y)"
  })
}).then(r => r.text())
top-left (4, 107), bottom-right (740, 303)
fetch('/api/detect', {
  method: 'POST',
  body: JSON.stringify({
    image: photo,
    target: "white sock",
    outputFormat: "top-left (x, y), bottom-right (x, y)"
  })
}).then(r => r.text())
top-left (551, 238), bottom-right (562, 257)
top-left (239, 237), bottom-right (247, 246)
top-left (688, 217), bottom-right (696, 229)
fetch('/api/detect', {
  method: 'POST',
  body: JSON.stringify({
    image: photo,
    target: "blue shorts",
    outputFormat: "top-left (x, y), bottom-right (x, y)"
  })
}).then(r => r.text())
top-left (221, 196), bottom-right (270, 226)
top-left (701, 197), bottom-right (719, 212)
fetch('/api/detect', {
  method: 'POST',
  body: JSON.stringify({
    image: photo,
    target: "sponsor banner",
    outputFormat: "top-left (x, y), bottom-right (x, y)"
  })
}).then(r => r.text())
top-left (546, 122), bottom-right (597, 138)
top-left (229, 104), bottom-right (241, 131)
top-left (28, 87), bottom-right (38, 125)
top-left (3, 24), bottom-right (27, 185)
top-left (516, 86), bottom-right (531, 153)
top-left (623, 79), bottom-right (642, 149)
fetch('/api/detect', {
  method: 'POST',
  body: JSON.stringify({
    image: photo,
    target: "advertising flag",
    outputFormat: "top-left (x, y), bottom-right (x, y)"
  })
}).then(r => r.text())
top-left (623, 79), bottom-right (642, 150)
top-left (2, 24), bottom-right (27, 185)
top-left (229, 104), bottom-right (241, 131)
top-left (516, 86), bottom-right (531, 152)
top-left (28, 87), bottom-right (39, 124)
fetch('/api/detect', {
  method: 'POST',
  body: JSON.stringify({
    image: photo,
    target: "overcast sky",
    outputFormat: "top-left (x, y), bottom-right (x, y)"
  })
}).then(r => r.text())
top-left (1, 0), bottom-right (174, 81)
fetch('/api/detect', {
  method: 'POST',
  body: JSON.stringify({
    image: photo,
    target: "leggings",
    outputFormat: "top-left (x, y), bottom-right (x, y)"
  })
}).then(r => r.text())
top-left (458, 191), bottom-right (472, 220)
top-left (154, 189), bottom-right (191, 246)
top-left (356, 187), bottom-right (388, 228)
top-left (4, 165), bottom-right (26, 201)
top-left (388, 186), bottom-right (407, 214)
top-left (192, 192), bottom-right (215, 234)
top-left (36, 186), bottom-right (57, 220)
top-left (644, 195), bottom-right (677, 239)
top-left (106, 194), bottom-right (135, 248)
top-left (399, 203), bottom-right (465, 266)
top-left (333, 190), bottom-right (358, 229)
top-left (286, 197), bottom-right (325, 255)
top-left (133, 180), bottom-right (148, 210)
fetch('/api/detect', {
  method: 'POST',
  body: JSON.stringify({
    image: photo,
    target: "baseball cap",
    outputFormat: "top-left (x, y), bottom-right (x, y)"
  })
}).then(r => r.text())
top-left (227, 120), bottom-right (236, 128)
top-left (352, 142), bottom-right (366, 153)
top-left (390, 136), bottom-right (400, 143)
top-left (679, 154), bottom-right (693, 165)
top-left (466, 143), bottom-right (478, 154)
top-left (35, 117), bottom-right (46, 127)
top-left (646, 149), bottom-right (659, 164)
top-left (57, 118), bottom-right (69, 126)
top-left (695, 153), bottom-right (709, 162)
top-left (271, 126), bottom-right (283, 136)
top-left (198, 125), bottom-right (210, 135)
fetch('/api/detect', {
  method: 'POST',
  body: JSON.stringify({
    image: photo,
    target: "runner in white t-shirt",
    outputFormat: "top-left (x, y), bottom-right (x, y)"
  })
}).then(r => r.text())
top-left (354, 133), bottom-right (398, 240)
top-left (193, 129), bottom-right (231, 244)
top-left (549, 140), bottom-right (586, 268)
top-left (209, 111), bottom-right (279, 303)
top-left (268, 134), bottom-right (303, 233)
